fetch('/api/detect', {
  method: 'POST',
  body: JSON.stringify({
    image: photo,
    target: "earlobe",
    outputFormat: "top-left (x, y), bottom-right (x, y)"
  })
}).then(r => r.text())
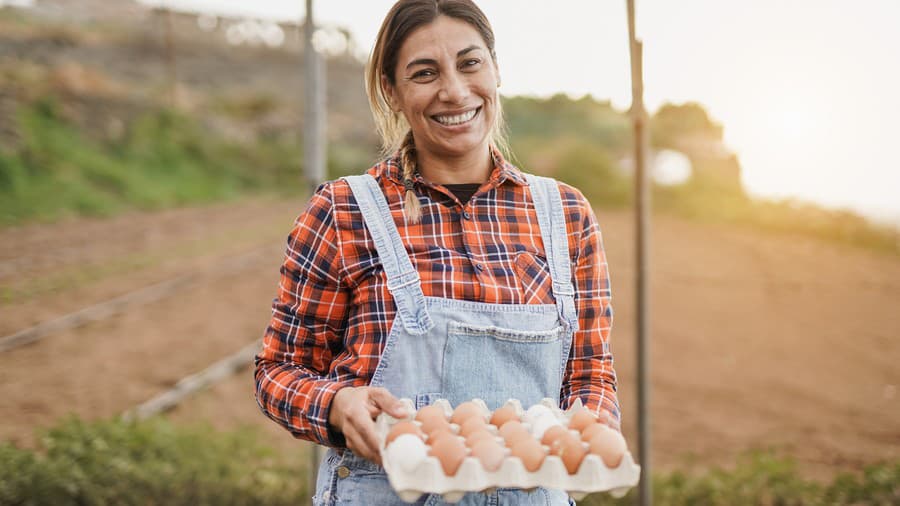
top-left (381, 74), bottom-right (400, 112)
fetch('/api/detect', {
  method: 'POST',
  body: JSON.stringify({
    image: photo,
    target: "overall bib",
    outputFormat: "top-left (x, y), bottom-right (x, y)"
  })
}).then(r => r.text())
top-left (313, 174), bottom-right (579, 506)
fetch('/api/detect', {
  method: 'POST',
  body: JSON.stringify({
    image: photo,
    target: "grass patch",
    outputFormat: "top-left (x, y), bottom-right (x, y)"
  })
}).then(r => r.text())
top-left (0, 416), bottom-right (309, 506)
top-left (0, 97), bottom-right (305, 227)
top-left (580, 451), bottom-right (899, 505)
top-left (653, 180), bottom-right (900, 256)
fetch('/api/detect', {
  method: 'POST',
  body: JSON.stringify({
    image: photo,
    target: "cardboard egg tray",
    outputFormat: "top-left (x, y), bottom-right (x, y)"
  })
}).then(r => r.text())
top-left (376, 397), bottom-right (640, 504)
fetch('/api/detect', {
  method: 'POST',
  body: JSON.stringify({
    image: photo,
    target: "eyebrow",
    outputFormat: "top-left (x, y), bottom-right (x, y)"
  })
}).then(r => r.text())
top-left (405, 45), bottom-right (483, 70)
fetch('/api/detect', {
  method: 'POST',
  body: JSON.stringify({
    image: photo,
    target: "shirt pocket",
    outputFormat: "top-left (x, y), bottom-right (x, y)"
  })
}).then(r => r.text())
top-left (514, 251), bottom-right (553, 304)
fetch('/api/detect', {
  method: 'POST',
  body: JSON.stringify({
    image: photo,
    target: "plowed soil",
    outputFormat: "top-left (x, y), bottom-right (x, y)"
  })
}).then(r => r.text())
top-left (2, 197), bottom-right (898, 482)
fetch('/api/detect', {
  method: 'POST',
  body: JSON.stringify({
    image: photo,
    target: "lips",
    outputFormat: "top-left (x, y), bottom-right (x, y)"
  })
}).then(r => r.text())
top-left (432, 106), bottom-right (481, 126)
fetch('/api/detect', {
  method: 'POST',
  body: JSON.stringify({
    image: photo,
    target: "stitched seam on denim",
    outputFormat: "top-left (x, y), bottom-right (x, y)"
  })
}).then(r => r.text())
top-left (424, 296), bottom-right (557, 313)
top-left (415, 392), bottom-right (440, 409)
top-left (449, 331), bottom-right (563, 344)
top-left (448, 321), bottom-right (564, 343)
top-left (369, 317), bottom-right (402, 386)
top-left (386, 276), bottom-right (419, 291)
top-left (340, 449), bottom-right (383, 473)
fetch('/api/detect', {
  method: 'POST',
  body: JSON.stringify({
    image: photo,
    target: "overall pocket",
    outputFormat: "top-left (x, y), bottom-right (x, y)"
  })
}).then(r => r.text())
top-left (441, 321), bottom-right (563, 410)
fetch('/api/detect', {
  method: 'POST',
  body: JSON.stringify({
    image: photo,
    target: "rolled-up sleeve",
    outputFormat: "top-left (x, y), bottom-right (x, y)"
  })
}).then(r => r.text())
top-left (560, 188), bottom-right (621, 431)
top-left (254, 182), bottom-right (351, 446)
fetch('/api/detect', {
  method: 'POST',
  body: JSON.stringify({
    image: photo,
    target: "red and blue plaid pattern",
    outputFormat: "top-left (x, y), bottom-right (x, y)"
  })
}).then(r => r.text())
top-left (255, 151), bottom-right (619, 446)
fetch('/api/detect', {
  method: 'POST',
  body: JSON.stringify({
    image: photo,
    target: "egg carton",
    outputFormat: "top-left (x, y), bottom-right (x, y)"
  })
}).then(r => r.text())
top-left (376, 397), bottom-right (641, 504)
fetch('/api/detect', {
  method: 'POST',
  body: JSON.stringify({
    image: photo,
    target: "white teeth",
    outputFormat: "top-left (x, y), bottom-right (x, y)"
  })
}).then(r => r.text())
top-left (434, 108), bottom-right (477, 125)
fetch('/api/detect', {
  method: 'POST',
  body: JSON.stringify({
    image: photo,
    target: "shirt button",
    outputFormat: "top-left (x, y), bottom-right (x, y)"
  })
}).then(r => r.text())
top-left (475, 263), bottom-right (485, 271)
top-left (463, 211), bottom-right (471, 220)
top-left (336, 466), bottom-right (351, 478)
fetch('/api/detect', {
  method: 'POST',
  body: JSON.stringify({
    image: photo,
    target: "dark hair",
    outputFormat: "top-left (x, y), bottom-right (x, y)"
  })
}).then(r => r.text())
top-left (365, 0), bottom-right (507, 223)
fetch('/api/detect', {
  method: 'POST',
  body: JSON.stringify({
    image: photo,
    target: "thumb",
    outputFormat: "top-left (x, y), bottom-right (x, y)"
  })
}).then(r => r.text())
top-left (369, 388), bottom-right (408, 418)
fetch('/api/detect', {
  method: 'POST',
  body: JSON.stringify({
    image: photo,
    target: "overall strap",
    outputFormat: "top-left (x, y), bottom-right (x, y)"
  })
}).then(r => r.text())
top-left (342, 175), bottom-right (433, 335)
top-left (525, 174), bottom-right (579, 333)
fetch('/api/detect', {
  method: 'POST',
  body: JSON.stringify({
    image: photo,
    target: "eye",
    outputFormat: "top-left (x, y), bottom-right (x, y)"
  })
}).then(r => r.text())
top-left (460, 58), bottom-right (483, 72)
top-left (410, 69), bottom-right (438, 83)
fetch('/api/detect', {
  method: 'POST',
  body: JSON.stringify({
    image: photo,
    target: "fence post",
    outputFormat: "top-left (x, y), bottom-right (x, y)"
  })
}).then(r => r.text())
top-left (626, 1), bottom-right (652, 505)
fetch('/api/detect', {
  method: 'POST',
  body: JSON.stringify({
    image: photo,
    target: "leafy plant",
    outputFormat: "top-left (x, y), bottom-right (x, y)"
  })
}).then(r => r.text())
top-left (0, 416), bottom-right (309, 506)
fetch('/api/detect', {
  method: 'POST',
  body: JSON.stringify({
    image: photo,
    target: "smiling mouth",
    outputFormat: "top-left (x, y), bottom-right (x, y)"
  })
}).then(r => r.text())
top-left (432, 106), bottom-right (481, 126)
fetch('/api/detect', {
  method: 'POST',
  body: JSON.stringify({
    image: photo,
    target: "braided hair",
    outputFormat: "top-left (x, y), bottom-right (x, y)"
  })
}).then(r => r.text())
top-left (399, 130), bottom-right (422, 223)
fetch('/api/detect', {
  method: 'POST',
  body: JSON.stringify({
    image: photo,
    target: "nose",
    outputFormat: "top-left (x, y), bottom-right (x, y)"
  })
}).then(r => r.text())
top-left (438, 71), bottom-right (469, 103)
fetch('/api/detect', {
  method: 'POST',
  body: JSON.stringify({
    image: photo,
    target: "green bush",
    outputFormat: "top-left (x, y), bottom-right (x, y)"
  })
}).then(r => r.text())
top-left (0, 97), bottom-right (308, 226)
top-left (503, 94), bottom-right (899, 257)
top-left (580, 451), bottom-right (899, 506)
top-left (0, 416), bottom-right (307, 506)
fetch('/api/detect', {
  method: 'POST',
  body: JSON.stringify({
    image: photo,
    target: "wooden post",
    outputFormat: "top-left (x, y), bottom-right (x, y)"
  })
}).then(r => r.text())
top-left (304, 0), bottom-right (327, 188)
top-left (303, 2), bottom-right (327, 499)
top-left (626, 1), bottom-right (652, 505)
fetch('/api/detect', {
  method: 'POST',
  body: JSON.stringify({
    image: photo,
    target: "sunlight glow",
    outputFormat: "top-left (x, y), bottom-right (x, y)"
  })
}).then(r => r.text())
top-left (136, 0), bottom-right (900, 224)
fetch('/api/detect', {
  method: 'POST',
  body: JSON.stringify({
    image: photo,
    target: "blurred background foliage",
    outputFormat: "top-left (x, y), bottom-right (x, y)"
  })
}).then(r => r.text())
top-left (1, 5), bottom-right (897, 254)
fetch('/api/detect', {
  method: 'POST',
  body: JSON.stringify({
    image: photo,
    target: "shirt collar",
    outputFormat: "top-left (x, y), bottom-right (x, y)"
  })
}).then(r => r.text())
top-left (377, 146), bottom-right (528, 189)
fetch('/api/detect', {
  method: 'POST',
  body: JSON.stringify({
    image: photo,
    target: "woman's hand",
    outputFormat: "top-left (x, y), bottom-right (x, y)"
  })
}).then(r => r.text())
top-left (328, 386), bottom-right (408, 465)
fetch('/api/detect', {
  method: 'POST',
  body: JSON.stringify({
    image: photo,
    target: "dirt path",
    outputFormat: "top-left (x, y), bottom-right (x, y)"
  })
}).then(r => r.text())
top-left (2, 200), bottom-right (898, 483)
top-left (0, 196), bottom-right (301, 446)
top-left (0, 196), bottom-right (300, 335)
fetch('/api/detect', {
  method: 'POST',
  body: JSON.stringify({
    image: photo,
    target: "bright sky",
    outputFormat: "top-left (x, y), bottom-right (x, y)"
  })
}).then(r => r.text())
top-left (143, 0), bottom-right (900, 224)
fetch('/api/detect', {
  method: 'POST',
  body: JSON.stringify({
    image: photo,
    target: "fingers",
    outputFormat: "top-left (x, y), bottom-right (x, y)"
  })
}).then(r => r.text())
top-left (329, 386), bottom-right (406, 466)
top-left (368, 387), bottom-right (408, 418)
top-left (343, 404), bottom-right (383, 465)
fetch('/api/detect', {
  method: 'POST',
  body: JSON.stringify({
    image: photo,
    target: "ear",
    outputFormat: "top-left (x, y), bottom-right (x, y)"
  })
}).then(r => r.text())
top-left (381, 74), bottom-right (400, 112)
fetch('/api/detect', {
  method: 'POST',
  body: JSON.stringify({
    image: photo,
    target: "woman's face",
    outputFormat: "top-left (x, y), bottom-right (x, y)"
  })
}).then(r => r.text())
top-left (384, 15), bottom-right (499, 162)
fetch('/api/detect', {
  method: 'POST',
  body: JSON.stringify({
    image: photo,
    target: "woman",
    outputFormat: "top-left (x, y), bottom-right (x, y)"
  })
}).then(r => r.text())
top-left (255, 1), bottom-right (621, 504)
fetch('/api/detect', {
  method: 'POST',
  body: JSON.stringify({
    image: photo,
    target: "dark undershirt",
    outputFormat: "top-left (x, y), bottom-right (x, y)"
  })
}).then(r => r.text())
top-left (443, 183), bottom-right (481, 205)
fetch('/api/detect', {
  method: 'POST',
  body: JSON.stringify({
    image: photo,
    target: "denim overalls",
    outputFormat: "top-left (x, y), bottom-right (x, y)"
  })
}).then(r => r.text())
top-left (314, 173), bottom-right (578, 506)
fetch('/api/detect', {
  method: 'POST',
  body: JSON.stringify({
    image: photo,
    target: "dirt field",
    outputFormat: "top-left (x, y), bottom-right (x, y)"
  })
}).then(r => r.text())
top-left (1, 196), bottom-right (898, 483)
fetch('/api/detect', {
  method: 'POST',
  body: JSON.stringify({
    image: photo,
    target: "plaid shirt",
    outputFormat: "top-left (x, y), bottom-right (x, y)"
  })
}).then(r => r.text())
top-left (255, 152), bottom-right (619, 446)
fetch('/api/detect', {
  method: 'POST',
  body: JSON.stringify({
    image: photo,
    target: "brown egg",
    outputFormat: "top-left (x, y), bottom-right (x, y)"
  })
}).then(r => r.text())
top-left (459, 415), bottom-right (487, 438)
top-left (587, 428), bottom-right (627, 468)
top-left (540, 425), bottom-right (570, 447)
top-left (555, 434), bottom-right (588, 474)
top-left (450, 401), bottom-right (484, 425)
top-left (427, 427), bottom-right (460, 446)
top-left (498, 420), bottom-right (530, 447)
top-left (568, 409), bottom-right (597, 432)
top-left (429, 434), bottom-right (467, 476)
top-left (464, 429), bottom-right (496, 448)
top-left (510, 438), bottom-right (546, 472)
top-left (470, 439), bottom-right (505, 472)
top-left (385, 421), bottom-right (425, 446)
top-left (416, 405), bottom-right (448, 434)
top-left (580, 422), bottom-right (610, 442)
top-left (549, 432), bottom-right (574, 456)
top-left (489, 405), bottom-right (519, 428)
